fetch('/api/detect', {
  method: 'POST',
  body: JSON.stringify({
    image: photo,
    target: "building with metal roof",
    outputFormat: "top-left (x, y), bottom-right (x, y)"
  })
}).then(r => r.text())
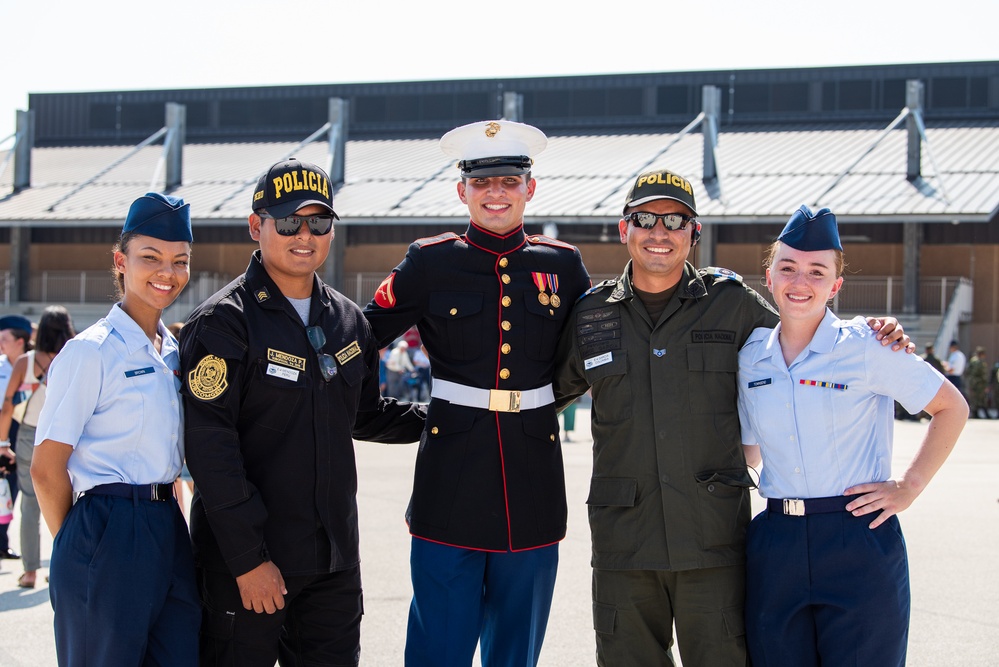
top-left (1, 61), bottom-right (998, 354)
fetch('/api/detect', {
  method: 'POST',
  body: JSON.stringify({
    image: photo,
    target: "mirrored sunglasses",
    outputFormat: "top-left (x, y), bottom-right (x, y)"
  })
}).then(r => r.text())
top-left (625, 212), bottom-right (695, 231)
top-left (261, 214), bottom-right (335, 237)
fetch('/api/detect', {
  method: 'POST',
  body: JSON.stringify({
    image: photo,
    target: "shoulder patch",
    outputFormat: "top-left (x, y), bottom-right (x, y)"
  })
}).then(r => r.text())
top-left (527, 234), bottom-right (576, 251)
top-left (581, 279), bottom-right (617, 299)
top-left (187, 355), bottom-right (229, 401)
top-left (698, 266), bottom-right (744, 284)
top-left (374, 273), bottom-right (397, 309)
top-left (415, 232), bottom-right (460, 248)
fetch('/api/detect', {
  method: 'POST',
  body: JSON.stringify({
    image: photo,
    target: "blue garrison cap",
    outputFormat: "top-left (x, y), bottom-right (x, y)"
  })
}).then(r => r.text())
top-left (0, 315), bottom-right (32, 333)
top-left (122, 192), bottom-right (193, 242)
top-left (777, 205), bottom-right (842, 252)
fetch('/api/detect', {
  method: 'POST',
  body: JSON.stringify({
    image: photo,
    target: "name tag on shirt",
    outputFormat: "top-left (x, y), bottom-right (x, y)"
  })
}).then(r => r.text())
top-left (748, 378), bottom-right (772, 388)
top-left (266, 363), bottom-right (300, 382)
top-left (125, 367), bottom-right (155, 378)
top-left (584, 352), bottom-right (613, 370)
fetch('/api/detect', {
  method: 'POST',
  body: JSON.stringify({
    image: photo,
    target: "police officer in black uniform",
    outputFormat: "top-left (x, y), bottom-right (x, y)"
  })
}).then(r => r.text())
top-left (180, 158), bottom-right (425, 667)
top-left (363, 120), bottom-right (591, 667)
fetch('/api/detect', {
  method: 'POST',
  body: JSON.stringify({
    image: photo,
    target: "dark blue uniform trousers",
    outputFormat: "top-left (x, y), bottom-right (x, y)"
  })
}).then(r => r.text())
top-left (49, 491), bottom-right (200, 667)
top-left (405, 538), bottom-right (559, 667)
top-left (746, 506), bottom-right (910, 667)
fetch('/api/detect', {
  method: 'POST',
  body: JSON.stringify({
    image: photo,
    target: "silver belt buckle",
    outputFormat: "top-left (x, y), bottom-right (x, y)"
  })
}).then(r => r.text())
top-left (488, 389), bottom-right (522, 413)
top-left (150, 485), bottom-right (167, 501)
top-left (782, 498), bottom-right (805, 516)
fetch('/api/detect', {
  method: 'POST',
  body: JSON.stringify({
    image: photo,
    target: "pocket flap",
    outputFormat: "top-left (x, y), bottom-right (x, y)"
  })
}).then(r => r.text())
top-left (586, 477), bottom-right (638, 507)
top-left (428, 292), bottom-right (483, 319)
top-left (694, 468), bottom-right (756, 489)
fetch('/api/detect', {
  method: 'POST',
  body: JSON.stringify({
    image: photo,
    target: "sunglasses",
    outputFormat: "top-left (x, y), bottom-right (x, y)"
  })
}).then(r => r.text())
top-left (624, 212), bottom-right (696, 231)
top-left (306, 326), bottom-right (338, 382)
top-left (260, 214), bottom-right (335, 237)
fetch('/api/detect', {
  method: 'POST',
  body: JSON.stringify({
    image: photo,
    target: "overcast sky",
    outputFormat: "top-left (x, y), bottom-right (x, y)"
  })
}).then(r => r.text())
top-left (2, 0), bottom-right (997, 140)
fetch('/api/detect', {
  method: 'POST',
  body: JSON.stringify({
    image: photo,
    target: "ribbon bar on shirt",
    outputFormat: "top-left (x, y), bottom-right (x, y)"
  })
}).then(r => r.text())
top-left (431, 379), bottom-right (554, 413)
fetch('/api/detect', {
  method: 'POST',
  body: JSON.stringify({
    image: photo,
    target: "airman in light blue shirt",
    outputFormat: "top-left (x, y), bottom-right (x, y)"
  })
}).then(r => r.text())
top-left (738, 310), bottom-right (944, 500)
top-left (31, 192), bottom-right (200, 667)
top-left (36, 303), bottom-right (183, 493)
top-left (735, 204), bottom-right (968, 667)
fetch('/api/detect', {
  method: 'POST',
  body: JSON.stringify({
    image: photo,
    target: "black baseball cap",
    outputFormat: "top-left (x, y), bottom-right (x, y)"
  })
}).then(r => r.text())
top-left (623, 168), bottom-right (698, 216)
top-left (252, 158), bottom-right (338, 219)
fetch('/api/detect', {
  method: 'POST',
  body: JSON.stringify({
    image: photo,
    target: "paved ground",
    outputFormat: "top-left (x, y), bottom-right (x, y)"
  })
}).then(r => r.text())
top-left (2, 412), bottom-right (997, 666)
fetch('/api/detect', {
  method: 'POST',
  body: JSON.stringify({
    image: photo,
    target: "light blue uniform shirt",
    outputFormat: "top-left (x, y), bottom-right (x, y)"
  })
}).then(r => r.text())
top-left (35, 304), bottom-right (184, 494)
top-left (737, 309), bottom-right (944, 499)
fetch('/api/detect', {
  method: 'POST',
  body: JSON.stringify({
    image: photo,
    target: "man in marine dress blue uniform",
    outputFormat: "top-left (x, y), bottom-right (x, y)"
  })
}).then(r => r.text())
top-left (363, 120), bottom-right (591, 667)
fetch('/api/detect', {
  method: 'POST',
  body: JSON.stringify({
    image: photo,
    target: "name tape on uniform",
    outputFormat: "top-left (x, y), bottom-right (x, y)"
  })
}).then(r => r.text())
top-left (336, 341), bottom-right (362, 365)
top-left (584, 351), bottom-right (613, 370)
top-left (266, 363), bottom-right (300, 382)
top-left (268, 348), bottom-right (306, 371)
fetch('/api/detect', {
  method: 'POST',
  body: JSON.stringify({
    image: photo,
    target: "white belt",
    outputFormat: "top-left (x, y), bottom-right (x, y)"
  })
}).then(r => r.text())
top-left (430, 379), bottom-right (554, 413)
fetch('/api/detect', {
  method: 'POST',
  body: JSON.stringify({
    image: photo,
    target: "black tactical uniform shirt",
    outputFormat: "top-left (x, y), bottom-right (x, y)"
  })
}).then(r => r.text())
top-left (363, 223), bottom-right (591, 551)
top-left (180, 251), bottom-right (425, 578)
top-left (554, 261), bottom-right (779, 571)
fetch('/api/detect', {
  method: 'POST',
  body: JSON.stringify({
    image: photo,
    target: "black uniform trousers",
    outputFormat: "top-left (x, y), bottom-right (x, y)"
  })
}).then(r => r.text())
top-left (198, 564), bottom-right (363, 667)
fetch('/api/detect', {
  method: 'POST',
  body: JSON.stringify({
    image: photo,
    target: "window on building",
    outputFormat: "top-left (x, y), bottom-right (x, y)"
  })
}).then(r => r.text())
top-left (89, 103), bottom-right (118, 131)
top-left (657, 85), bottom-right (690, 115)
top-left (735, 83), bottom-right (769, 113)
top-left (121, 102), bottom-right (166, 132)
top-left (528, 90), bottom-right (571, 118)
top-left (838, 80), bottom-right (874, 111)
top-left (882, 79), bottom-right (907, 110)
top-left (931, 77), bottom-right (968, 108)
top-left (771, 82), bottom-right (809, 113)
top-left (608, 87), bottom-right (644, 116)
top-left (386, 94), bottom-right (421, 122)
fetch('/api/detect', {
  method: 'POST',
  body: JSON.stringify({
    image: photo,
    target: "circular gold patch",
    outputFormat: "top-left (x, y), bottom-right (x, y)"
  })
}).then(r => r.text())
top-left (188, 355), bottom-right (229, 401)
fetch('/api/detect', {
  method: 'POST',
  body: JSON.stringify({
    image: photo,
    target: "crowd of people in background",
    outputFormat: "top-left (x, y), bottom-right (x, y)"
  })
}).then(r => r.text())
top-left (0, 307), bottom-right (77, 589)
top-left (379, 327), bottom-right (432, 402)
top-left (902, 340), bottom-right (999, 420)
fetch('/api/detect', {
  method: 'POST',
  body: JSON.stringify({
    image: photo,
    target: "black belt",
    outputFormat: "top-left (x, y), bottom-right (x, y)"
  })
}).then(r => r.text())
top-left (767, 496), bottom-right (850, 516)
top-left (85, 483), bottom-right (174, 502)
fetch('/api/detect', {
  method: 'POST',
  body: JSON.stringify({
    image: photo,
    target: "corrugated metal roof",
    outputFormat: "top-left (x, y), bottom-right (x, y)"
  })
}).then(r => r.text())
top-left (1, 121), bottom-right (997, 225)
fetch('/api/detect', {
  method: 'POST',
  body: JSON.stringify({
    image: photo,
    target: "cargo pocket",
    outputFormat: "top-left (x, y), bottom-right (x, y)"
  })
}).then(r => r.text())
top-left (593, 601), bottom-right (617, 635)
top-left (694, 468), bottom-right (754, 549)
top-left (586, 477), bottom-right (639, 554)
top-left (723, 605), bottom-right (746, 640)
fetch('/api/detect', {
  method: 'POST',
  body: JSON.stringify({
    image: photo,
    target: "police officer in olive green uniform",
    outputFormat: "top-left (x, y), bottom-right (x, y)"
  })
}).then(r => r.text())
top-left (554, 168), bottom-right (775, 666)
top-left (554, 168), bottom-right (911, 667)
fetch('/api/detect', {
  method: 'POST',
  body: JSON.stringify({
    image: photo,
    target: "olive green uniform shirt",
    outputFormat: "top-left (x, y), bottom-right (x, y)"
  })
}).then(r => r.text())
top-left (554, 261), bottom-right (778, 571)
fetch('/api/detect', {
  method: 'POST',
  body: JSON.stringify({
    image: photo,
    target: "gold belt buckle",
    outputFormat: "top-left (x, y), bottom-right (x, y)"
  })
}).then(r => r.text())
top-left (783, 499), bottom-right (805, 516)
top-left (488, 389), bottom-right (522, 413)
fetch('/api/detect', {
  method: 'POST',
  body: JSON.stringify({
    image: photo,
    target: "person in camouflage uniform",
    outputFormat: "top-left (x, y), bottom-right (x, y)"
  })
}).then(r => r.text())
top-left (966, 347), bottom-right (989, 418)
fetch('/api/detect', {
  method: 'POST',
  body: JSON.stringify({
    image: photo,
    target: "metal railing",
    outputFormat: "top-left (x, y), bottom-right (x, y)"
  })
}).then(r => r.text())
top-left (3, 270), bottom-right (968, 318)
top-left (742, 275), bottom-right (965, 316)
top-left (19, 271), bottom-right (233, 307)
